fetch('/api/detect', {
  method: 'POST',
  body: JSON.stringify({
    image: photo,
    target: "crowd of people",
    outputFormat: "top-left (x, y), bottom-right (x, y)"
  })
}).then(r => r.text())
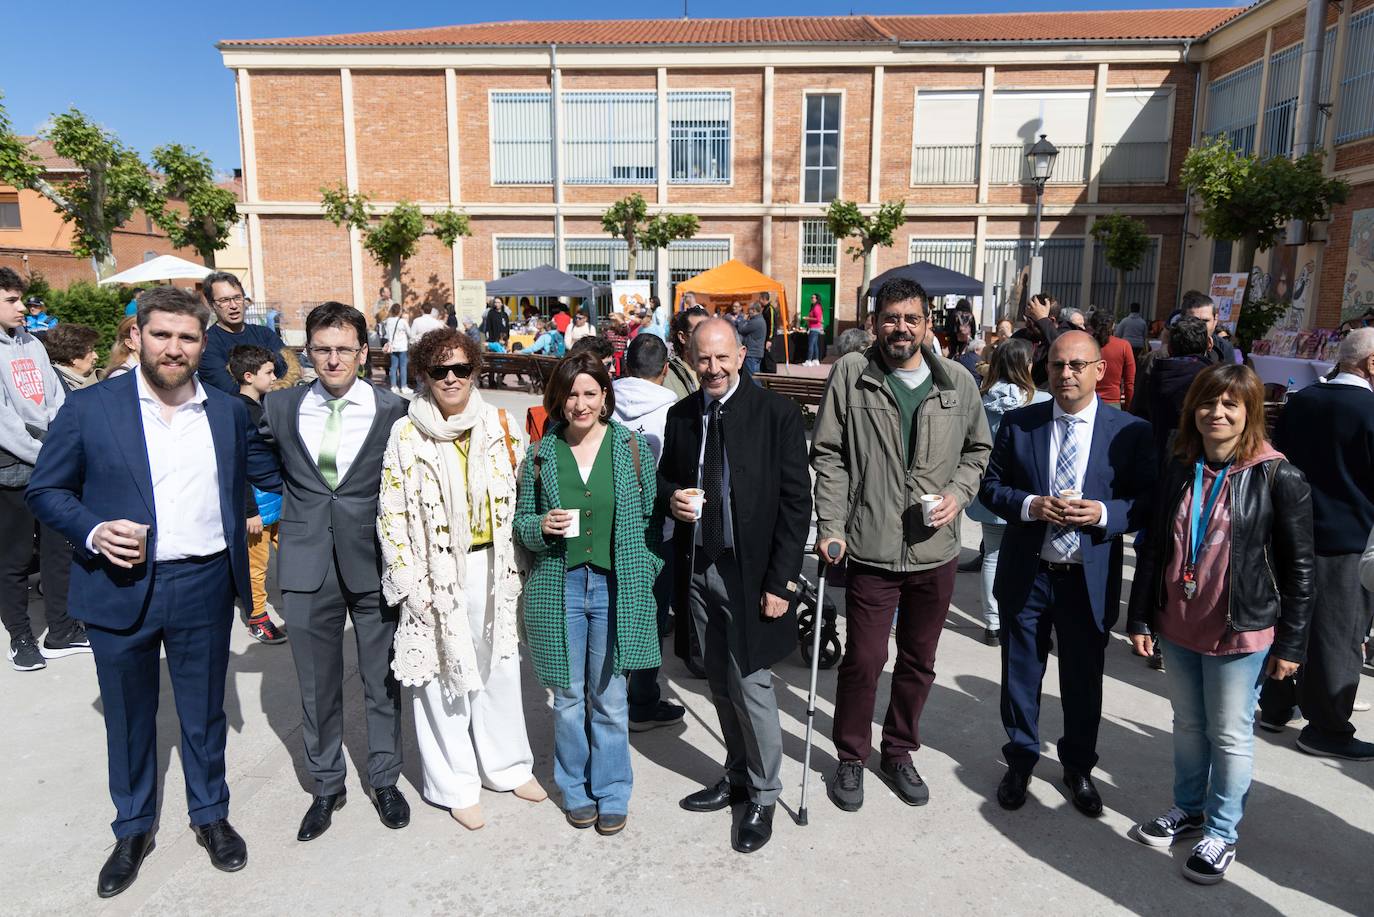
top-left (2, 263), bottom-right (1371, 899)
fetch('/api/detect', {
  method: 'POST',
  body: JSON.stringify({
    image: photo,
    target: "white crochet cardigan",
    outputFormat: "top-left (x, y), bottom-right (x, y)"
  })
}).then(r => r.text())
top-left (377, 409), bottom-right (526, 699)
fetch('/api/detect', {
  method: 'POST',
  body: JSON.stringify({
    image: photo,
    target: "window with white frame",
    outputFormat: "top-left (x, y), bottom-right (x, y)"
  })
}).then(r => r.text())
top-left (988, 90), bottom-right (1092, 183)
top-left (0, 194), bottom-right (19, 230)
top-left (803, 93), bottom-right (841, 203)
top-left (496, 238), bottom-right (556, 277)
top-left (1099, 90), bottom-right (1171, 183)
top-left (912, 92), bottom-right (980, 184)
top-left (491, 91), bottom-right (553, 184)
top-left (1261, 44), bottom-right (1302, 157)
top-left (563, 92), bottom-right (657, 185)
top-left (801, 220), bottom-right (838, 272)
top-left (984, 238), bottom-right (1086, 309)
top-left (1204, 61), bottom-right (1263, 153)
top-left (908, 238), bottom-right (976, 277)
top-left (669, 91), bottom-right (731, 184)
top-left (1337, 8), bottom-right (1374, 144)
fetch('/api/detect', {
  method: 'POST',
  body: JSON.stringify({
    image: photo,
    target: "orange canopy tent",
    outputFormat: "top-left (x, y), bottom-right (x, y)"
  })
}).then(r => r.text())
top-left (672, 259), bottom-right (790, 331)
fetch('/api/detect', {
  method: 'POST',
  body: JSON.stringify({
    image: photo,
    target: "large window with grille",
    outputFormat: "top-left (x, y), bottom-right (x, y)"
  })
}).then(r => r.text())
top-left (912, 92), bottom-right (980, 184)
top-left (908, 238), bottom-right (976, 277)
top-left (802, 93), bottom-right (841, 203)
top-left (490, 92), bottom-right (553, 184)
top-left (563, 92), bottom-right (657, 185)
top-left (1261, 44), bottom-right (1303, 157)
top-left (1204, 62), bottom-right (1263, 153)
top-left (668, 239), bottom-right (731, 300)
top-left (801, 220), bottom-right (838, 272)
top-left (988, 91), bottom-right (1092, 184)
top-left (1337, 8), bottom-right (1374, 144)
top-left (669, 91), bottom-right (731, 184)
top-left (1100, 90), bottom-right (1171, 183)
top-left (495, 238), bottom-right (555, 277)
top-left (984, 238), bottom-right (1086, 310)
top-left (1090, 236), bottom-right (1160, 313)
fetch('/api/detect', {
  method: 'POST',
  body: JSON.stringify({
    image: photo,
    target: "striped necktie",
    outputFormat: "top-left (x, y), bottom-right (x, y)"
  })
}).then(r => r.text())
top-left (1049, 414), bottom-right (1080, 556)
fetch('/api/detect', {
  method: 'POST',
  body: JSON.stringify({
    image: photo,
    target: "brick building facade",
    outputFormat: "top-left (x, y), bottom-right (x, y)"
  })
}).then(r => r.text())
top-left (218, 1), bottom-right (1374, 334)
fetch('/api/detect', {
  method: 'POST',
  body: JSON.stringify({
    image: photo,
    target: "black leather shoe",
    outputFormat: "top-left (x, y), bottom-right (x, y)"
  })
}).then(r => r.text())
top-left (97, 833), bottom-right (154, 898)
top-left (193, 819), bottom-right (247, 872)
top-left (1063, 771), bottom-right (1103, 817)
top-left (680, 778), bottom-right (748, 813)
top-left (733, 803), bottom-right (774, 853)
top-left (997, 768), bottom-right (1031, 810)
top-left (297, 791), bottom-right (346, 842)
top-left (371, 785), bottom-right (410, 829)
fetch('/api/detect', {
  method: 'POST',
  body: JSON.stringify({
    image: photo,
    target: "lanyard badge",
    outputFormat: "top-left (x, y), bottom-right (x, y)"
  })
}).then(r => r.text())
top-left (1182, 459), bottom-right (1230, 600)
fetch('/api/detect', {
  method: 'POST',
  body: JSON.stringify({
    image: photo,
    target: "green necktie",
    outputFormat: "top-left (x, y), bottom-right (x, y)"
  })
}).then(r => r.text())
top-left (317, 398), bottom-right (348, 489)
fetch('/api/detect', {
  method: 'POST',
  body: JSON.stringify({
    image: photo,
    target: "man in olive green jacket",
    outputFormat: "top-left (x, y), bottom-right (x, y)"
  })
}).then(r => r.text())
top-left (810, 277), bottom-right (991, 813)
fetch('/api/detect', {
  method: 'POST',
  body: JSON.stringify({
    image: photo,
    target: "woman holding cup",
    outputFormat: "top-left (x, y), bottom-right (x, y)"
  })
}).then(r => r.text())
top-left (1126, 364), bottom-right (1313, 884)
top-left (514, 351), bottom-right (662, 836)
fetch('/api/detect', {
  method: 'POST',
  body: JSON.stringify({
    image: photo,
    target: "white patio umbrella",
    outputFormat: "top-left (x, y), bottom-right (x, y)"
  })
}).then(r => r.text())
top-left (97, 255), bottom-right (213, 286)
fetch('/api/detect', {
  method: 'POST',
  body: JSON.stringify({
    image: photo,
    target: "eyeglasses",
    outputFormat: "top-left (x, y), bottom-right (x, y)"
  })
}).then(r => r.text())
top-left (213, 294), bottom-right (246, 307)
top-left (1048, 359), bottom-right (1103, 375)
top-left (877, 312), bottom-right (926, 328)
top-left (425, 362), bottom-right (474, 381)
top-left (308, 346), bottom-right (362, 359)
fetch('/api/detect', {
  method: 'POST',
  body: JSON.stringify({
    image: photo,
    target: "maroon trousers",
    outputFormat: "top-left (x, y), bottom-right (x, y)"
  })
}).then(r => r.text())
top-left (832, 558), bottom-right (957, 764)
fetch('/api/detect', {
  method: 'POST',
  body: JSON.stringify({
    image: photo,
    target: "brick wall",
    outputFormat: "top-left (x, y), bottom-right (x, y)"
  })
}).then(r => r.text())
top-left (362, 233), bottom-right (454, 311)
top-left (1208, 34), bottom-right (1266, 81)
top-left (1317, 179), bottom-right (1374, 326)
top-left (353, 71), bottom-right (449, 201)
top-left (1336, 138), bottom-right (1374, 172)
top-left (771, 69), bottom-right (874, 205)
top-left (465, 216), bottom-right (557, 281)
top-left (258, 216), bottom-right (352, 329)
top-left (880, 67), bottom-right (984, 201)
top-left (455, 71), bottom-right (555, 205)
top-left (252, 70), bottom-right (346, 201)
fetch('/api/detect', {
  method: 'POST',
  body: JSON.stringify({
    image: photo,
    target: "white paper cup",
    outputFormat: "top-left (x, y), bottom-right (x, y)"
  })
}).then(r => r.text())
top-left (1059, 489), bottom-right (1083, 501)
top-left (563, 510), bottom-right (580, 539)
top-left (920, 493), bottom-right (942, 527)
top-left (682, 488), bottom-right (705, 521)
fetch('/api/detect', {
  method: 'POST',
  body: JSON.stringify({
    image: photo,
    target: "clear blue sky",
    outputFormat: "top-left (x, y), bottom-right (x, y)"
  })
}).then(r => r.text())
top-left (2, 0), bottom-right (1243, 173)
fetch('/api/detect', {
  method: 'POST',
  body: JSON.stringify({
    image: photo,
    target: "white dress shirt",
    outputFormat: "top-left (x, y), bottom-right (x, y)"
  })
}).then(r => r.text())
top-left (88, 370), bottom-right (226, 561)
top-left (297, 378), bottom-right (378, 484)
top-left (1327, 371), bottom-right (1372, 391)
top-left (409, 314), bottom-right (446, 342)
top-left (1020, 397), bottom-right (1109, 564)
top-left (695, 374), bottom-right (741, 550)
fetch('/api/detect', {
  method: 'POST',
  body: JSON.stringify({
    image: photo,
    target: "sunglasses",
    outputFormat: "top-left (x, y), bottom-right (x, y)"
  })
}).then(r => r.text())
top-left (426, 362), bottom-right (474, 381)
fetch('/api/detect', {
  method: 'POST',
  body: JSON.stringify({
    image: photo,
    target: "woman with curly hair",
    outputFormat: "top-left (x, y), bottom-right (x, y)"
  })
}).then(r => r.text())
top-left (377, 327), bottom-right (546, 832)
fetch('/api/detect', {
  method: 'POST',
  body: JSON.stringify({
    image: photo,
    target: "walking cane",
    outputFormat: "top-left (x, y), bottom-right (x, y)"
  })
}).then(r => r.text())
top-left (798, 541), bottom-right (842, 826)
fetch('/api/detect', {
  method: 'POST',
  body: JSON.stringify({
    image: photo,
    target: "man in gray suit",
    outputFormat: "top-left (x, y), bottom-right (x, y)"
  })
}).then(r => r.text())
top-left (258, 302), bottom-right (410, 841)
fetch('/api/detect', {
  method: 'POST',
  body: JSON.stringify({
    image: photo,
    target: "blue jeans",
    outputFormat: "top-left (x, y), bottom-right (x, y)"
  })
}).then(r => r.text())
top-left (553, 565), bottom-right (631, 815)
top-left (807, 329), bottom-right (822, 362)
top-left (979, 524), bottom-right (1005, 630)
top-left (1159, 637), bottom-right (1268, 845)
top-left (388, 351), bottom-right (408, 389)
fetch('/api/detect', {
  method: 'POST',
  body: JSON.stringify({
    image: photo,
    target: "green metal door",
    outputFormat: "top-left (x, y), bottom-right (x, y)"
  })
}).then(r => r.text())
top-left (799, 278), bottom-right (836, 341)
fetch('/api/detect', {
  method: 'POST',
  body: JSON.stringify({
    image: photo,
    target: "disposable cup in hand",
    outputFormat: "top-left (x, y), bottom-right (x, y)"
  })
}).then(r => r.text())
top-left (1059, 489), bottom-right (1083, 501)
top-left (682, 488), bottom-right (705, 521)
top-left (920, 493), bottom-right (942, 527)
top-left (132, 524), bottom-right (149, 564)
top-left (563, 510), bottom-right (580, 539)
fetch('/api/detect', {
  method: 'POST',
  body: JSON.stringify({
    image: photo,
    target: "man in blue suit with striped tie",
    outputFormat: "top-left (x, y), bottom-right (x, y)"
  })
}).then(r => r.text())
top-left (979, 330), bottom-right (1156, 817)
top-left (27, 287), bottom-right (281, 898)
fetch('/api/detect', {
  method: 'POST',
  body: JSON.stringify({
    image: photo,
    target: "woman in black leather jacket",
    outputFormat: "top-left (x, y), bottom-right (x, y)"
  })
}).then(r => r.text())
top-left (1124, 364), bottom-right (1314, 886)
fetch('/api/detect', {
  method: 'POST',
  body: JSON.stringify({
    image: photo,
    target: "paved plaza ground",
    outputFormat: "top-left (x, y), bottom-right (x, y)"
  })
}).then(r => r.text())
top-left (3, 387), bottom-right (1372, 916)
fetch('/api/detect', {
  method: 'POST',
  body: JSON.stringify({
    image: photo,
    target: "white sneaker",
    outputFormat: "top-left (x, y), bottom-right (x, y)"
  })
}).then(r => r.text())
top-left (1182, 837), bottom-right (1236, 885)
top-left (401, 386), bottom-right (414, 396)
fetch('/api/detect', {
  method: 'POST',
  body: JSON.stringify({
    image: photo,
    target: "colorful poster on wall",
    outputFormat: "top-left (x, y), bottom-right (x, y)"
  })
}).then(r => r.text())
top-left (1209, 272), bottom-right (1249, 334)
top-left (453, 280), bottom-right (486, 327)
top-left (1342, 208), bottom-right (1374, 324)
top-left (611, 280), bottom-right (651, 315)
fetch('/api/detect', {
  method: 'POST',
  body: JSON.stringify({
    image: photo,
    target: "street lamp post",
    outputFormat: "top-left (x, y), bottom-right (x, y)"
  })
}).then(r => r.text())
top-left (1026, 134), bottom-right (1059, 257)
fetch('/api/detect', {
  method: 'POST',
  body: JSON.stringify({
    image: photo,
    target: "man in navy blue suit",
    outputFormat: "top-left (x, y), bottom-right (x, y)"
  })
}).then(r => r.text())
top-left (27, 287), bottom-right (281, 899)
top-left (979, 330), bottom-right (1155, 817)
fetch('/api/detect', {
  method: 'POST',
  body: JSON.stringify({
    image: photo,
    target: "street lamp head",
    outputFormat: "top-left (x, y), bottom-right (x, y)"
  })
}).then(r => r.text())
top-left (1026, 134), bottom-right (1059, 185)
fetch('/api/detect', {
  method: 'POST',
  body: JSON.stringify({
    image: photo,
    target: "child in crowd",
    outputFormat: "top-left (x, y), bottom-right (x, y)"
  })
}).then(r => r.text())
top-left (229, 345), bottom-right (288, 645)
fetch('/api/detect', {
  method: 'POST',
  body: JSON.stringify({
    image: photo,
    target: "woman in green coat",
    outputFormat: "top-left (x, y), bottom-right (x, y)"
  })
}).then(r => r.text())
top-left (514, 351), bottom-right (662, 837)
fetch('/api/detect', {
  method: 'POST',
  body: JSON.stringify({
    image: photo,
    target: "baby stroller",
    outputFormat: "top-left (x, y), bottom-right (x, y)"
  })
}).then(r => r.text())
top-left (794, 549), bottom-right (842, 669)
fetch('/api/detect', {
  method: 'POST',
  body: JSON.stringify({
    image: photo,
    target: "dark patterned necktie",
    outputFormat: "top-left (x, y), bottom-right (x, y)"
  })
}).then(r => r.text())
top-left (701, 400), bottom-right (725, 560)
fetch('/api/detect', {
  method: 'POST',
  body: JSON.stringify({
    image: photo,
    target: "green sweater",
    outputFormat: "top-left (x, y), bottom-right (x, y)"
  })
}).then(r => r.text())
top-left (886, 370), bottom-right (934, 467)
top-left (553, 428), bottom-right (614, 571)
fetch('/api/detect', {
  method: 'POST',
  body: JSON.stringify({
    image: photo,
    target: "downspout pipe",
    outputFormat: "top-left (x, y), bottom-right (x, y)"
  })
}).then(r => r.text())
top-left (1288, 0), bottom-right (1329, 245)
top-left (1178, 36), bottom-right (1199, 313)
top-left (550, 43), bottom-right (565, 276)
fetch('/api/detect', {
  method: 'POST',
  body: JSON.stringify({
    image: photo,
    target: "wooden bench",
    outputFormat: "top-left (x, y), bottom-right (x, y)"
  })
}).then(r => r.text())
top-left (482, 352), bottom-right (560, 393)
top-left (753, 372), bottom-right (827, 413)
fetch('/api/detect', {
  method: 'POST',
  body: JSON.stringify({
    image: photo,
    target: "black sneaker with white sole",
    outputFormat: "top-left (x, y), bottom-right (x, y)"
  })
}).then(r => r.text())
top-left (8, 633), bottom-right (46, 671)
top-left (42, 623), bottom-right (92, 658)
top-left (1129, 806), bottom-right (1205, 847)
top-left (1183, 837), bottom-right (1236, 885)
top-left (629, 700), bottom-right (686, 732)
top-left (829, 760), bottom-right (864, 811)
top-left (1295, 729), bottom-right (1374, 761)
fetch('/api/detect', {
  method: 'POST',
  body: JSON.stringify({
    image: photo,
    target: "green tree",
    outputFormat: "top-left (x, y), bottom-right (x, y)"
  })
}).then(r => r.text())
top-left (825, 199), bottom-right (906, 296)
top-left (149, 145), bottom-right (239, 269)
top-left (320, 185), bottom-right (471, 305)
top-left (600, 192), bottom-right (700, 281)
top-left (1090, 213), bottom-right (1151, 318)
top-left (1181, 136), bottom-right (1349, 305)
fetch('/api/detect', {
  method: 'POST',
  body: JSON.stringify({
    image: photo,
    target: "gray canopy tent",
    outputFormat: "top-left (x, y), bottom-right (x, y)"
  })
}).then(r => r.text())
top-left (485, 265), bottom-right (608, 317)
